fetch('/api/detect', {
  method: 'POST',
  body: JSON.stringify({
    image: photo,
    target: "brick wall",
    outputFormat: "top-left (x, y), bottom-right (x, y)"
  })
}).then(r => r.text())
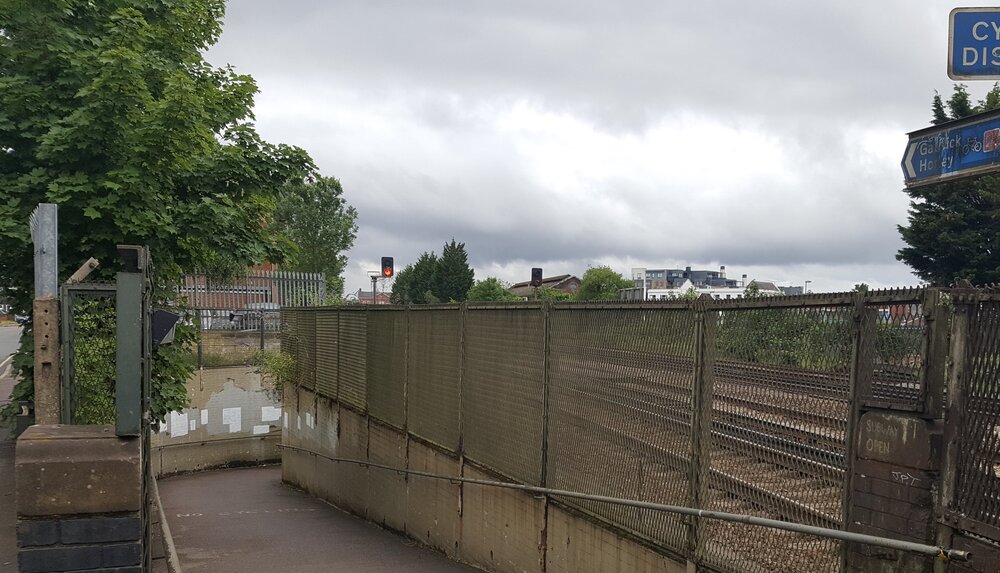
top-left (18, 515), bottom-right (141, 573)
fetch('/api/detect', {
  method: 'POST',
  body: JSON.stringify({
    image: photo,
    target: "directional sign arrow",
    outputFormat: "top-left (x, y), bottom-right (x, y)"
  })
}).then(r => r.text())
top-left (903, 141), bottom-right (918, 180)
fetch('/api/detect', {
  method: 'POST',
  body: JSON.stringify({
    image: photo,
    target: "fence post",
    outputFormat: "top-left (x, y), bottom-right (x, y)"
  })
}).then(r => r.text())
top-left (540, 301), bottom-right (552, 487)
top-left (845, 288), bottom-right (945, 572)
top-left (920, 288), bottom-right (949, 419)
top-left (935, 294), bottom-right (970, 573)
top-left (115, 271), bottom-right (143, 437)
top-left (688, 294), bottom-right (716, 567)
top-left (841, 289), bottom-right (873, 571)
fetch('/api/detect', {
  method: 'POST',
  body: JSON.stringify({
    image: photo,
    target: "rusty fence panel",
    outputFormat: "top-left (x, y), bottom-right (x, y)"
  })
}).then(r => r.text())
top-left (948, 294), bottom-right (1000, 544)
top-left (337, 307), bottom-right (368, 412)
top-left (314, 309), bottom-right (340, 400)
top-left (703, 294), bottom-right (854, 573)
top-left (283, 289), bottom-right (977, 571)
top-left (366, 307), bottom-right (408, 428)
top-left (858, 289), bottom-right (927, 413)
top-left (463, 304), bottom-right (546, 485)
top-left (546, 303), bottom-right (697, 557)
top-left (406, 306), bottom-right (462, 452)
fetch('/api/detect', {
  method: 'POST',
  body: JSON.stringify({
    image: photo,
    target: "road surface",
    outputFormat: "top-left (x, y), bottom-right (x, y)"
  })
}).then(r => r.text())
top-left (0, 326), bottom-right (18, 371)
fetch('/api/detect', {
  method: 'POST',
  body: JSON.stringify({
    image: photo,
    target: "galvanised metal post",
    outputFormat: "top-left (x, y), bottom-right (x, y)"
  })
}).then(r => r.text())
top-left (31, 203), bottom-right (61, 424)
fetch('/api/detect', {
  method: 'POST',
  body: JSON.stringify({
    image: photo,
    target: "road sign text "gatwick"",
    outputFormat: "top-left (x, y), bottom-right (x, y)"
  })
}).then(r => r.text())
top-left (902, 109), bottom-right (1000, 188)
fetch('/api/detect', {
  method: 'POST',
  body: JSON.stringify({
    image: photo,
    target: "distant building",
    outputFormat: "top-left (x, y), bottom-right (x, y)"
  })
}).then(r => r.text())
top-left (632, 266), bottom-right (741, 291)
top-left (509, 274), bottom-right (581, 299)
top-left (623, 266), bottom-right (783, 301)
top-left (345, 289), bottom-right (391, 305)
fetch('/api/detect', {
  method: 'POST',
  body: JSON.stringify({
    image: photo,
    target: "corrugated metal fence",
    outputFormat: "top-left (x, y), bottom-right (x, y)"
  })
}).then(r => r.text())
top-left (280, 289), bottom-right (1000, 573)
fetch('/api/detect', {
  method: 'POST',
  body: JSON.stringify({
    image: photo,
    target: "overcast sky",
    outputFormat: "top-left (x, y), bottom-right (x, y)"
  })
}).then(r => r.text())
top-left (205, 1), bottom-right (996, 295)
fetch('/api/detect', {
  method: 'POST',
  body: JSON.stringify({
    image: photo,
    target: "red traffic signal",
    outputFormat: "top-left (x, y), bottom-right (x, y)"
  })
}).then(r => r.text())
top-left (381, 257), bottom-right (394, 278)
top-left (530, 267), bottom-right (543, 287)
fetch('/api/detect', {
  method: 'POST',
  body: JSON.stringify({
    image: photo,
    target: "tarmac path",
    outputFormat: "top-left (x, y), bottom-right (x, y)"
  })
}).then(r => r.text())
top-left (159, 466), bottom-right (481, 573)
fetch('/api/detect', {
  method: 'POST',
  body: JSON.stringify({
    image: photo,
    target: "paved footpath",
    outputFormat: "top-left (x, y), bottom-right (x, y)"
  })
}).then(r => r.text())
top-left (159, 466), bottom-right (482, 573)
top-left (1, 352), bottom-right (18, 571)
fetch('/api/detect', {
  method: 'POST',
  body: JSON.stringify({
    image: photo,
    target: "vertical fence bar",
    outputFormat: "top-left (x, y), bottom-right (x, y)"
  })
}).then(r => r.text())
top-left (936, 297), bottom-right (970, 571)
top-left (540, 301), bottom-right (552, 487)
top-left (116, 272), bottom-right (143, 436)
top-left (921, 288), bottom-right (949, 419)
top-left (688, 294), bottom-right (715, 566)
top-left (841, 290), bottom-right (867, 570)
top-left (59, 287), bottom-right (73, 424)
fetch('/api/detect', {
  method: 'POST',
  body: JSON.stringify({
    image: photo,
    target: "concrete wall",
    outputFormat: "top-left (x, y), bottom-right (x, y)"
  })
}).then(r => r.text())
top-left (152, 366), bottom-right (281, 477)
top-left (282, 386), bottom-right (688, 573)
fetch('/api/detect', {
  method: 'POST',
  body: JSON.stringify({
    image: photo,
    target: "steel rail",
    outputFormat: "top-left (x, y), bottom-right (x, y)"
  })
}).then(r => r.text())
top-left (277, 443), bottom-right (971, 562)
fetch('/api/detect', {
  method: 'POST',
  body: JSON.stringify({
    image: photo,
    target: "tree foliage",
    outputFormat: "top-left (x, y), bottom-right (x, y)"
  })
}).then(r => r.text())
top-left (897, 83), bottom-right (1000, 285)
top-left (574, 266), bottom-right (632, 301)
top-left (390, 252), bottom-right (439, 304)
top-left (433, 239), bottom-right (474, 303)
top-left (536, 286), bottom-right (571, 301)
top-left (0, 0), bottom-right (319, 425)
top-left (390, 239), bottom-right (475, 304)
top-left (274, 176), bottom-right (358, 298)
top-left (467, 277), bottom-right (520, 302)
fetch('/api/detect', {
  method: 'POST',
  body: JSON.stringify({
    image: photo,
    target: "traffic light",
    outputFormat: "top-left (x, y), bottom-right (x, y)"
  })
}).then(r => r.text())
top-left (530, 267), bottom-right (543, 287)
top-left (381, 257), bottom-right (394, 278)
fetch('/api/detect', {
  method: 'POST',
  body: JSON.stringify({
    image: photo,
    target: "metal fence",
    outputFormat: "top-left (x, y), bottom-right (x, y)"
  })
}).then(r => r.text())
top-left (180, 270), bottom-right (326, 309)
top-left (281, 289), bottom-right (1000, 572)
top-left (945, 290), bottom-right (1000, 550)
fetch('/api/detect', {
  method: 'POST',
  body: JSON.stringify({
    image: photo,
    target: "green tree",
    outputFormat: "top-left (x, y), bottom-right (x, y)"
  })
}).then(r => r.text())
top-left (433, 239), bottom-right (474, 303)
top-left (275, 176), bottom-right (358, 299)
top-left (467, 277), bottom-right (520, 302)
top-left (390, 252), bottom-right (439, 304)
top-left (574, 266), bottom-right (632, 301)
top-left (897, 84), bottom-right (1000, 285)
top-left (536, 287), bottom-right (571, 301)
top-left (0, 0), bottom-right (318, 425)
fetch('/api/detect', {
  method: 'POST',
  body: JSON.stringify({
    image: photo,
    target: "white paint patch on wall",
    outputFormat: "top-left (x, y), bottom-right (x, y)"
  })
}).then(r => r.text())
top-left (222, 407), bottom-right (242, 433)
top-left (262, 406), bottom-right (281, 422)
top-left (169, 412), bottom-right (189, 438)
top-left (201, 410), bottom-right (209, 425)
top-left (252, 425), bottom-right (270, 435)
top-left (283, 412), bottom-right (288, 429)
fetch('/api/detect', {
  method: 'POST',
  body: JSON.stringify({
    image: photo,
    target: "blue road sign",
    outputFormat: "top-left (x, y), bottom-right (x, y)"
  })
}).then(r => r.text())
top-left (902, 109), bottom-right (1000, 187)
top-left (950, 8), bottom-right (1000, 79)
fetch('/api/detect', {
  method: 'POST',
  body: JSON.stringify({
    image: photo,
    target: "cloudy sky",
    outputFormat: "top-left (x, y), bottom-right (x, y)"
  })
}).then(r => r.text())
top-left (205, 1), bottom-right (994, 295)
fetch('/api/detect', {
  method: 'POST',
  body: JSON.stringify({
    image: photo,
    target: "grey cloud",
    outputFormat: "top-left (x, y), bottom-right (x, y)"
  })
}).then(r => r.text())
top-left (203, 0), bottom-right (978, 292)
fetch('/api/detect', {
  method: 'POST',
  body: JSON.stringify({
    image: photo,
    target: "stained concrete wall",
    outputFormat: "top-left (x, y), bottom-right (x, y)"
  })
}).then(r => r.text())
top-left (151, 366), bottom-right (281, 477)
top-left (282, 387), bottom-right (687, 573)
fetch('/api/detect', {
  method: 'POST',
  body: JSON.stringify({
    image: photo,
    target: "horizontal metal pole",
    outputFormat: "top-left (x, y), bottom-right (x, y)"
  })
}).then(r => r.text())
top-left (278, 443), bottom-right (970, 563)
